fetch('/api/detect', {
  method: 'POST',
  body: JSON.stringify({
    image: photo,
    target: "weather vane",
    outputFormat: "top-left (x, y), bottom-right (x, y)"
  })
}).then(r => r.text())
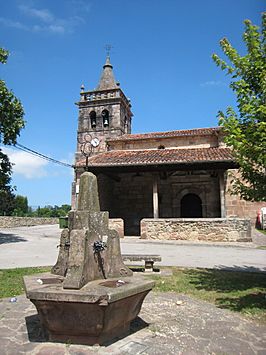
top-left (105, 44), bottom-right (113, 57)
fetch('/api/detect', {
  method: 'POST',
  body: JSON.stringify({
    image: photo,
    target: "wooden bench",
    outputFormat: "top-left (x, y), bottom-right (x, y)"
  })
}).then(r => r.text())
top-left (122, 254), bottom-right (161, 272)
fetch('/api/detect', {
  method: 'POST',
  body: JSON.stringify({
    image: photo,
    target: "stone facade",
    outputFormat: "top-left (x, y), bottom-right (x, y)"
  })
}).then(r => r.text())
top-left (76, 98), bottom-right (131, 161)
top-left (75, 58), bottom-right (132, 164)
top-left (0, 217), bottom-right (58, 228)
top-left (141, 218), bottom-right (251, 242)
top-left (225, 169), bottom-right (265, 224)
top-left (72, 57), bottom-right (262, 238)
top-left (108, 134), bottom-right (223, 151)
top-left (109, 218), bottom-right (124, 238)
top-left (97, 171), bottom-right (221, 235)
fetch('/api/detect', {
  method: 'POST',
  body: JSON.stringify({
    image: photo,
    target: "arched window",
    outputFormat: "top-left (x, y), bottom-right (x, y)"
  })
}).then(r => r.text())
top-left (181, 193), bottom-right (202, 218)
top-left (90, 111), bottom-right (96, 128)
top-left (158, 145), bottom-right (165, 149)
top-left (102, 109), bottom-right (109, 127)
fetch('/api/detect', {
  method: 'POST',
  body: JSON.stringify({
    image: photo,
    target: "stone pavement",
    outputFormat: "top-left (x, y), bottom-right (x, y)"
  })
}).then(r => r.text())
top-left (1, 291), bottom-right (266, 355)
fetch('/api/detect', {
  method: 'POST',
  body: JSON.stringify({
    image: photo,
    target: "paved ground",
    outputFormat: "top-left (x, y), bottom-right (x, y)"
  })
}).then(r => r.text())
top-left (0, 225), bottom-right (266, 272)
top-left (1, 291), bottom-right (266, 355)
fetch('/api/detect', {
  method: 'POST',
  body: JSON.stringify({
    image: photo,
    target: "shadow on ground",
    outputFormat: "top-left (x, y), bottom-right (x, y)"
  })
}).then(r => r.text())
top-left (185, 267), bottom-right (266, 316)
top-left (25, 313), bottom-right (149, 346)
top-left (216, 264), bottom-right (266, 273)
top-left (25, 314), bottom-right (48, 343)
top-left (217, 292), bottom-right (266, 313)
top-left (0, 233), bottom-right (27, 245)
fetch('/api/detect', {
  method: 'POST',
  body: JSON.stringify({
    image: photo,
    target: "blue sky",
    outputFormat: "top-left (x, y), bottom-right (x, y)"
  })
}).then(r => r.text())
top-left (0, 0), bottom-right (264, 207)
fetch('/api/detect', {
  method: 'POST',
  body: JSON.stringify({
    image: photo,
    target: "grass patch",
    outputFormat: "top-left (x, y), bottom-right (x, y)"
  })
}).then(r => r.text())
top-left (257, 228), bottom-right (266, 236)
top-left (152, 268), bottom-right (266, 323)
top-left (1, 266), bottom-right (265, 323)
top-left (0, 266), bottom-right (50, 298)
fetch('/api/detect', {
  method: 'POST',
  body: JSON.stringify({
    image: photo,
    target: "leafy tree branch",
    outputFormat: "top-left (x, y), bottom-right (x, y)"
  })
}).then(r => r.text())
top-left (212, 13), bottom-right (266, 201)
top-left (0, 47), bottom-right (25, 214)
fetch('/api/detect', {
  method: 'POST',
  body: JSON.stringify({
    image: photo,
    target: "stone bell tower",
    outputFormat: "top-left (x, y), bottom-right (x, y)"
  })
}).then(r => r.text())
top-left (72, 56), bottom-right (133, 208)
top-left (75, 56), bottom-right (133, 164)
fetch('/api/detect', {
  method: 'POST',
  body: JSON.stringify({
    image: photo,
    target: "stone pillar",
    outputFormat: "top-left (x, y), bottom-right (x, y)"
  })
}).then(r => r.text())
top-left (71, 182), bottom-right (76, 209)
top-left (153, 176), bottom-right (159, 218)
top-left (219, 172), bottom-right (226, 218)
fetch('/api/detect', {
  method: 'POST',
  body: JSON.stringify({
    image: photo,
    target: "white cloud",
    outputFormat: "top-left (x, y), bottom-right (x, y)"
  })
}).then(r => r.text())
top-left (0, 3), bottom-right (89, 34)
top-left (60, 152), bottom-right (74, 165)
top-left (19, 5), bottom-right (54, 23)
top-left (68, 0), bottom-right (91, 13)
top-left (47, 24), bottom-right (66, 34)
top-left (2, 147), bottom-right (48, 179)
top-left (60, 153), bottom-right (75, 177)
top-left (19, 4), bottom-right (68, 34)
top-left (0, 17), bottom-right (28, 30)
top-left (200, 81), bottom-right (226, 88)
top-left (32, 24), bottom-right (66, 34)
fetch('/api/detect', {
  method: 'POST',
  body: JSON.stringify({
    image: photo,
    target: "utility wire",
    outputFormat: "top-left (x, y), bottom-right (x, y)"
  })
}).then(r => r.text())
top-left (14, 143), bottom-right (74, 168)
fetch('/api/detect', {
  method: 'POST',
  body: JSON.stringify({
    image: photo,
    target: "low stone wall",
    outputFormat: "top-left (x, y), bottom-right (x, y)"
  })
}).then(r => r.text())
top-left (0, 217), bottom-right (125, 238)
top-left (0, 217), bottom-right (58, 228)
top-left (109, 218), bottom-right (124, 238)
top-left (141, 218), bottom-right (251, 242)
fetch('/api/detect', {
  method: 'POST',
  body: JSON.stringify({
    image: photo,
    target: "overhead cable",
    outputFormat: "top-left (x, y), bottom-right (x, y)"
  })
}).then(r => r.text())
top-left (14, 143), bottom-right (74, 168)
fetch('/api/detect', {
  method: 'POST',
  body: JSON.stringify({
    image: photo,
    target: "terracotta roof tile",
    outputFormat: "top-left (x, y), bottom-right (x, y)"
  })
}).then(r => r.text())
top-left (107, 127), bottom-right (221, 142)
top-left (76, 147), bottom-right (233, 168)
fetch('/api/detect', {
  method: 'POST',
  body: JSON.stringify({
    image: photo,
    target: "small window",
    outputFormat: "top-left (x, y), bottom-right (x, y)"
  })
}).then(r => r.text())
top-left (158, 145), bottom-right (165, 149)
top-left (102, 109), bottom-right (109, 127)
top-left (124, 116), bottom-right (128, 132)
top-left (90, 111), bottom-right (96, 128)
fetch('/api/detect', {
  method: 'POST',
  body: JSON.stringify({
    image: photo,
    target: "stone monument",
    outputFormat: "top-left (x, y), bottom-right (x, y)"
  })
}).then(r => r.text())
top-left (24, 172), bottom-right (154, 345)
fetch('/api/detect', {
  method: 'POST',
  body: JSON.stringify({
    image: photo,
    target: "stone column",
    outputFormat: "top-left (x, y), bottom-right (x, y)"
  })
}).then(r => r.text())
top-left (153, 176), bottom-right (159, 218)
top-left (219, 172), bottom-right (226, 218)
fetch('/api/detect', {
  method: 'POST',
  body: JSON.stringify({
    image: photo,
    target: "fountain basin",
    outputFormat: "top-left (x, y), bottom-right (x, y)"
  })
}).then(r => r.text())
top-left (24, 272), bottom-right (154, 345)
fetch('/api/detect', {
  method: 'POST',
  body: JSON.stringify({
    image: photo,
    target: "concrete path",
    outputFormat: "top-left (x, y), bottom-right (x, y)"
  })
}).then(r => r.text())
top-left (0, 225), bottom-right (266, 272)
top-left (0, 292), bottom-right (265, 354)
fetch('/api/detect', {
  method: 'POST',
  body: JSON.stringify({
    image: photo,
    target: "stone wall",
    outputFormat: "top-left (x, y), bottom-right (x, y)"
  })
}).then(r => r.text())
top-left (0, 217), bottom-right (58, 228)
top-left (0, 216), bottom-right (124, 239)
top-left (109, 218), bottom-right (124, 238)
top-left (225, 170), bottom-right (265, 225)
top-left (141, 218), bottom-right (251, 242)
top-left (109, 134), bottom-right (220, 151)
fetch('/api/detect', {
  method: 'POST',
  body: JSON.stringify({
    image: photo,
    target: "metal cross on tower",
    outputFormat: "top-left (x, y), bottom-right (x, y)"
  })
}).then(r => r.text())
top-left (105, 44), bottom-right (113, 57)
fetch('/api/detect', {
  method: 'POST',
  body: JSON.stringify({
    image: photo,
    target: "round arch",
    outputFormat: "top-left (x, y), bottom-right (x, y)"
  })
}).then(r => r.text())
top-left (181, 193), bottom-right (203, 218)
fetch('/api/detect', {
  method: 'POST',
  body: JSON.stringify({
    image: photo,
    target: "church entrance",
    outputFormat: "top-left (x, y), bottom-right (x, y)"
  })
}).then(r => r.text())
top-left (181, 193), bottom-right (202, 218)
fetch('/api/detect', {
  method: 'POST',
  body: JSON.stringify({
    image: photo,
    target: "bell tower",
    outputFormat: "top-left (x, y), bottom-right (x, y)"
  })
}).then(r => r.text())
top-left (75, 56), bottom-right (133, 164)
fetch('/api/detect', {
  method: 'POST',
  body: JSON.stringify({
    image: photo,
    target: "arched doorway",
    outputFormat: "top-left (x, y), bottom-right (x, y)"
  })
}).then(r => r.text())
top-left (181, 193), bottom-right (202, 218)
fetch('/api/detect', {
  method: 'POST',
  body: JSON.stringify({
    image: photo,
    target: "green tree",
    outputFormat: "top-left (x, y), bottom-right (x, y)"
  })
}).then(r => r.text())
top-left (31, 204), bottom-right (71, 217)
top-left (0, 47), bottom-right (25, 214)
top-left (212, 13), bottom-right (266, 201)
top-left (0, 152), bottom-right (15, 215)
top-left (12, 195), bottom-right (29, 216)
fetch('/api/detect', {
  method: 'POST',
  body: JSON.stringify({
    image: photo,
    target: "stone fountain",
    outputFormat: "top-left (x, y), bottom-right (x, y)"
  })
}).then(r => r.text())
top-left (23, 172), bottom-right (154, 345)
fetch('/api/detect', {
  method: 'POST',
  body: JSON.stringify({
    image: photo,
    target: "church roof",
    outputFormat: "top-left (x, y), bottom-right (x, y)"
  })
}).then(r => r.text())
top-left (107, 127), bottom-right (221, 142)
top-left (96, 56), bottom-right (119, 90)
top-left (76, 147), bottom-right (234, 168)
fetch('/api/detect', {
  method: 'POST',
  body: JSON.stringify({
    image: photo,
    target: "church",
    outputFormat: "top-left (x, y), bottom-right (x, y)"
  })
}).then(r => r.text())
top-left (72, 57), bottom-right (263, 239)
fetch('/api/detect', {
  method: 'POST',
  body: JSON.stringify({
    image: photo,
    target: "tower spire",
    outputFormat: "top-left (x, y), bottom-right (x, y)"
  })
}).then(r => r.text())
top-left (96, 56), bottom-right (118, 90)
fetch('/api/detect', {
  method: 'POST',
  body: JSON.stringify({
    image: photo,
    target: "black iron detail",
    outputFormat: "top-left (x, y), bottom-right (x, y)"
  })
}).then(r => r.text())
top-left (93, 241), bottom-right (107, 253)
top-left (93, 241), bottom-right (107, 279)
